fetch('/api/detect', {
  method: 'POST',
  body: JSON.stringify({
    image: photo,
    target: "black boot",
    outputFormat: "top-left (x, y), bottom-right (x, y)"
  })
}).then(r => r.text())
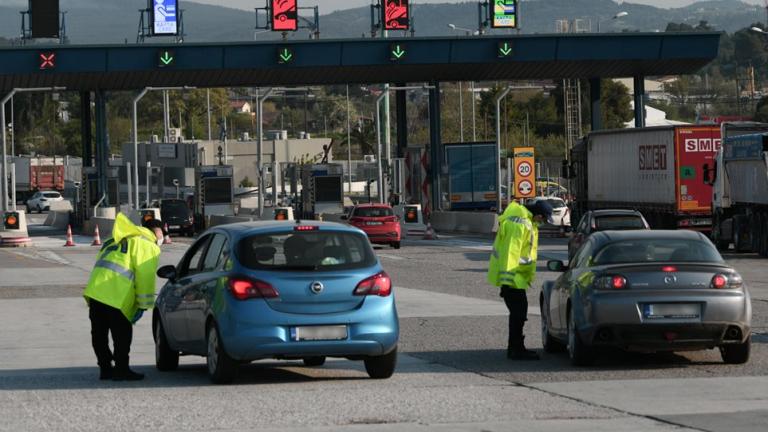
top-left (507, 336), bottom-right (540, 361)
top-left (507, 348), bottom-right (541, 360)
top-left (99, 365), bottom-right (113, 380)
top-left (112, 368), bottom-right (145, 381)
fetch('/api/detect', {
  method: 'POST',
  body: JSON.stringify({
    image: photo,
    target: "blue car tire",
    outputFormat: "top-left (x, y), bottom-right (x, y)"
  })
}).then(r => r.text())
top-left (207, 324), bottom-right (239, 384)
top-left (364, 347), bottom-right (398, 379)
top-left (154, 320), bottom-right (179, 371)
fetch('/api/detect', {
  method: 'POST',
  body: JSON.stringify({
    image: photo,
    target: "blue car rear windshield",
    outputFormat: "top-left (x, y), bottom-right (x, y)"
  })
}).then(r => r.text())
top-left (237, 231), bottom-right (376, 271)
top-left (593, 239), bottom-right (724, 265)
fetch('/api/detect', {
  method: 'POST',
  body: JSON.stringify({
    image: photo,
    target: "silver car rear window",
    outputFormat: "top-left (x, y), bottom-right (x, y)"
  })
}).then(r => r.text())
top-left (593, 239), bottom-right (724, 265)
top-left (43, 192), bottom-right (61, 198)
top-left (237, 231), bottom-right (376, 271)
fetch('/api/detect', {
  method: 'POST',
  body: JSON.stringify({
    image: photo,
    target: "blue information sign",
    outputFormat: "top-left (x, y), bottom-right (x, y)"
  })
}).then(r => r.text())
top-left (151, 0), bottom-right (179, 36)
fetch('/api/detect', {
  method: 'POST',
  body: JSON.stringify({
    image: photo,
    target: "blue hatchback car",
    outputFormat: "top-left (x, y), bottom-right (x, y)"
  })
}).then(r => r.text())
top-left (153, 220), bottom-right (399, 384)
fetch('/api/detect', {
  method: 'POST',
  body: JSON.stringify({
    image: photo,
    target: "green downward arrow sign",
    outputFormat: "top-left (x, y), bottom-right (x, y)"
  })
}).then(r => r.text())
top-left (160, 51), bottom-right (174, 65)
top-left (499, 43), bottom-right (512, 56)
top-left (280, 49), bottom-right (293, 63)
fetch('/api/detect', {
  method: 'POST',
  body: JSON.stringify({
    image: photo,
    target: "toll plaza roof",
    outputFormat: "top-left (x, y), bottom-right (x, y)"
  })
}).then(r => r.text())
top-left (0, 32), bottom-right (721, 91)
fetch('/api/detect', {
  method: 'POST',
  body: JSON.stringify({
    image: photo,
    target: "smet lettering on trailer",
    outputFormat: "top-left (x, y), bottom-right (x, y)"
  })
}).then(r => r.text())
top-left (638, 145), bottom-right (667, 170)
top-left (684, 138), bottom-right (722, 153)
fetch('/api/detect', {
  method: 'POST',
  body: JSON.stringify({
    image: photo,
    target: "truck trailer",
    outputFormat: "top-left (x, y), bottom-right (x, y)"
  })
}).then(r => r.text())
top-left (705, 123), bottom-right (768, 255)
top-left (567, 125), bottom-right (721, 230)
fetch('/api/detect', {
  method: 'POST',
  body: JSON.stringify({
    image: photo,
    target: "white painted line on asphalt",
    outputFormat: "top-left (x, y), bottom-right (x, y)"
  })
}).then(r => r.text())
top-left (378, 254), bottom-right (405, 260)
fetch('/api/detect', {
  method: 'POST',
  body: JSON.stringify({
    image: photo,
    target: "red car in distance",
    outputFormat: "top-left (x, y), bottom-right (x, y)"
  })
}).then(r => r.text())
top-left (344, 204), bottom-right (402, 249)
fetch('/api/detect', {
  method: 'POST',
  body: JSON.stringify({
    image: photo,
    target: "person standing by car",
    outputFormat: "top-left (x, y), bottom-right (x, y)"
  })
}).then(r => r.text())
top-left (488, 200), bottom-right (554, 360)
top-left (83, 213), bottom-right (165, 381)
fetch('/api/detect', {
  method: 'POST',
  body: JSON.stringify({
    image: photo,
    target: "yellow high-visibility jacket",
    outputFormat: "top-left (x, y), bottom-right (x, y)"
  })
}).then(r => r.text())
top-left (487, 202), bottom-right (539, 289)
top-left (83, 213), bottom-right (161, 321)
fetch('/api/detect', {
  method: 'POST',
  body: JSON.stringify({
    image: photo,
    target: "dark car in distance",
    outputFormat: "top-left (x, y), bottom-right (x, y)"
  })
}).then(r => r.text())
top-left (568, 209), bottom-right (650, 261)
top-left (160, 199), bottom-right (195, 237)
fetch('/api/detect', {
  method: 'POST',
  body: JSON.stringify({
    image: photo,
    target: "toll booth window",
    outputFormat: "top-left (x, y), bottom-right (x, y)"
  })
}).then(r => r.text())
top-left (204, 178), bottom-right (233, 204)
top-left (314, 177), bottom-right (342, 202)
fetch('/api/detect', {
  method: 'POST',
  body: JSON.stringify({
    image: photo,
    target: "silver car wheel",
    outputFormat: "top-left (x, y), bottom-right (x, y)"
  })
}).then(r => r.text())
top-left (207, 327), bottom-right (219, 375)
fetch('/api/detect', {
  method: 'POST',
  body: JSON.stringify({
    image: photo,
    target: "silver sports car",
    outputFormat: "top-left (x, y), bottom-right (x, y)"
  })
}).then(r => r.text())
top-left (542, 230), bottom-right (752, 366)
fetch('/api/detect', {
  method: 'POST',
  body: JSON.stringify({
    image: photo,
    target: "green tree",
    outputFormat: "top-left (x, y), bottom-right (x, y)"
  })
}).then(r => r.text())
top-left (601, 79), bottom-right (633, 129)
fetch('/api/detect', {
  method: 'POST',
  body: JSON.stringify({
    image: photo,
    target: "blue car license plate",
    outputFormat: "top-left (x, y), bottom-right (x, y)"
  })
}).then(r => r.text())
top-left (643, 303), bottom-right (701, 320)
top-left (292, 325), bottom-right (348, 341)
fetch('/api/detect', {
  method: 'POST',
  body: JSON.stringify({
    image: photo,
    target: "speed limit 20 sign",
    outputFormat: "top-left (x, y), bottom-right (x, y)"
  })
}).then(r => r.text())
top-left (513, 147), bottom-right (535, 199)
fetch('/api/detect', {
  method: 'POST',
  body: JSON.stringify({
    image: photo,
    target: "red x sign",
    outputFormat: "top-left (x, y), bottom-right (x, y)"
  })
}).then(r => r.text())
top-left (39, 52), bottom-right (55, 70)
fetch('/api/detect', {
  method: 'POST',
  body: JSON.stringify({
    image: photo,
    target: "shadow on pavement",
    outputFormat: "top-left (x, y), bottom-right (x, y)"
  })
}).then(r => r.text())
top-left (0, 361), bottom-right (366, 390)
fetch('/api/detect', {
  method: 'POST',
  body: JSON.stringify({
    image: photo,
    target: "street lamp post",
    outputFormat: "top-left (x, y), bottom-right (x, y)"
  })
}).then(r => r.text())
top-left (257, 88), bottom-right (273, 217)
top-left (496, 87), bottom-right (513, 212)
top-left (597, 11), bottom-right (628, 33)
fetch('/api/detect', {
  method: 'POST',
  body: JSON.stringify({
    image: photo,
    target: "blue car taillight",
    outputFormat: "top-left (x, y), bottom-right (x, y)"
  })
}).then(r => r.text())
top-left (353, 271), bottom-right (392, 297)
top-left (229, 277), bottom-right (279, 300)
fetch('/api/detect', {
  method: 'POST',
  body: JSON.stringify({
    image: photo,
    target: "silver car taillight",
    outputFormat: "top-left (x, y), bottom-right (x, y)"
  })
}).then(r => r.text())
top-left (711, 273), bottom-right (743, 289)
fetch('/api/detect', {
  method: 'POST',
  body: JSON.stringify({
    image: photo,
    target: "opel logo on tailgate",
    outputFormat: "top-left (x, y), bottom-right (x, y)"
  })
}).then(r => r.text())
top-left (664, 275), bottom-right (678, 284)
top-left (310, 282), bottom-right (324, 294)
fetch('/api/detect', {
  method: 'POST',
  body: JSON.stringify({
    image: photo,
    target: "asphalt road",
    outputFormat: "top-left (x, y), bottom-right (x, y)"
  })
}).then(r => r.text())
top-left (0, 219), bottom-right (766, 432)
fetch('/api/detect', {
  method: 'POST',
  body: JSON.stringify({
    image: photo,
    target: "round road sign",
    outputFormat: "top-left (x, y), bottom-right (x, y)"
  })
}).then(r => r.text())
top-left (517, 161), bottom-right (532, 177)
top-left (518, 180), bottom-right (533, 196)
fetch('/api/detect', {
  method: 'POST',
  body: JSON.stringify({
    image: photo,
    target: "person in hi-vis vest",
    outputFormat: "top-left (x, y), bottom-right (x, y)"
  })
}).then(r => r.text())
top-left (488, 200), bottom-right (554, 360)
top-left (83, 214), bottom-right (165, 381)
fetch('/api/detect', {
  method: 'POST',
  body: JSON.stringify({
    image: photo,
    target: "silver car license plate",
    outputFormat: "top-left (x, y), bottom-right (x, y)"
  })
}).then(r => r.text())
top-left (643, 303), bottom-right (701, 320)
top-left (293, 325), bottom-right (348, 341)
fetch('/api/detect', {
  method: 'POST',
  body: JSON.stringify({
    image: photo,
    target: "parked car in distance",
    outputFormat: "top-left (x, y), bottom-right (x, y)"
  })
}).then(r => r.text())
top-left (343, 204), bottom-right (402, 249)
top-left (526, 196), bottom-right (571, 228)
top-left (153, 221), bottom-right (399, 384)
top-left (160, 199), bottom-right (195, 237)
top-left (25, 190), bottom-right (63, 213)
top-left (568, 209), bottom-right (650, 261)
top-left (542, 230), bottom-right (752, 366)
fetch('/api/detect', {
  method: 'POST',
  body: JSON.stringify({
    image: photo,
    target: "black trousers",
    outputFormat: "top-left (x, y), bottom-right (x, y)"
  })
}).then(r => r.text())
top-left (500, 286), bottom-right (528, 351)
top-left (89, 299), bottom-right (133, 371)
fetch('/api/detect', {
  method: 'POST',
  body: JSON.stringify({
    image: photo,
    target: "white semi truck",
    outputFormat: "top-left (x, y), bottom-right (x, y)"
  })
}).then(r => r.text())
top-left (705, 123), bottom-right (768, 256)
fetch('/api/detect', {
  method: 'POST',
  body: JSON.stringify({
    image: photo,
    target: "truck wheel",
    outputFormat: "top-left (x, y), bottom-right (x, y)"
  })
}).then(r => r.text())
top-left (733, 216), bottom-right (750, 253)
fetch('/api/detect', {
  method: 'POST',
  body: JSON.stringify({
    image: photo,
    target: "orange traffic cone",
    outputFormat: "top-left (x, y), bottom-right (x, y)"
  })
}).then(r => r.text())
top-left (91, 225), bottom-right (102, 246)
top-left (163, 223), bottom-right (172, 245)
top-left (64, 225), bottom-right (76, 247)
top-left (423, 223), bottom-right (437, 240)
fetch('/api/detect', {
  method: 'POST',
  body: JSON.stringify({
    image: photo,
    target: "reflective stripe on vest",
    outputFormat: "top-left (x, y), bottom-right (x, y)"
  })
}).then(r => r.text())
top-left (93, 259), bottom-right (135, 281)
top-left (506, 216), bottom-right (535, 265)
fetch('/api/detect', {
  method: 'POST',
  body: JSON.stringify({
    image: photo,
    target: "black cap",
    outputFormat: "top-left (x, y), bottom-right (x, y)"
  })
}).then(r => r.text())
top-left (142, 218), bottom-right (165, 232)
top-left (526, 200), bottom-right (555, 225)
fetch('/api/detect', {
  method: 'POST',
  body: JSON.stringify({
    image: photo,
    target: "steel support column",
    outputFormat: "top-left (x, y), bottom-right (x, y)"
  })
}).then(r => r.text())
top-left (589, 78), bottom-right (602, 132)
top-left (395, 84), bottom-right (407, 158)
top-left (80, 91), bottom-right (92, 167)
top-left (634, 76), bottom-right (646, 128)
top-left (428, 82), bottom-right (442, 215)
top-left (94, 91), bottom-right (109, 207)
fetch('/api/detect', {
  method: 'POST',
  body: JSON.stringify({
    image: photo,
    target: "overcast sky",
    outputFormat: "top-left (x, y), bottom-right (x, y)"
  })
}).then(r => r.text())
top-left (188, 1), bottom-right (763, 13)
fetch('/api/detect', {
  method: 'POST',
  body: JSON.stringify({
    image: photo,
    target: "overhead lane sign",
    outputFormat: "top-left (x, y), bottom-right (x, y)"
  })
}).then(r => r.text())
top-left (278, 46), bottom-right (294, 64)
top-left (497, 41), bottom-right (513, 58)
top-left (384, 0), bottom-right (410, 31)
top-left (272, 0), bottom-right (298, 32)
top-left (151, 0), bottom-right (179, 36)
top-left (492, 0), bottom-right (518, 29)
top-left (389, 43), bottom-right (407, 61)
top-left (158, 49), bottom-right (175, 67)
top-left (39, 52), bottom-right (56, 70)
